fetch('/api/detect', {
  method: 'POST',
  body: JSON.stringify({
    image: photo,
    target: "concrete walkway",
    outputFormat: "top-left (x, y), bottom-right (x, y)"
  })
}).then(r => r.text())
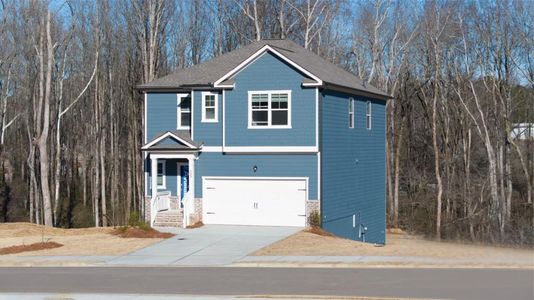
top-left (107, 225), bottom-right (301, 266)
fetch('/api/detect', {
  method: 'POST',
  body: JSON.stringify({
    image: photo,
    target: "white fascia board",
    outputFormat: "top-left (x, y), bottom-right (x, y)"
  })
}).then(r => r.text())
top-left (213, 45), bottom-right (322, 87)
top-left (201, 146), bottom-right (318, 153)
top-left (302, 82), bottom-right (323, 87)
top-left (222, 146), bottom-right (318, 153)
top-left (150, 153), bottom-right (197, 160)
top-left (141, 131), bottom-right (197, 150)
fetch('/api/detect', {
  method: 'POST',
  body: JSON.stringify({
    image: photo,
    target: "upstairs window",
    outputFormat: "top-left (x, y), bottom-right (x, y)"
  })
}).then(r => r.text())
top-left (157, 161), bottom-right (166, 189)
top-left (366, 101), bottom-right (372, 130)
top-left (349, 98), bottom-right (355, 128)
top-left (248, 90), bottom-right (291, 129)
top-left (177, 94), bottom-right (191, 129)
top-left (202, 92), bottom-right (218, 122)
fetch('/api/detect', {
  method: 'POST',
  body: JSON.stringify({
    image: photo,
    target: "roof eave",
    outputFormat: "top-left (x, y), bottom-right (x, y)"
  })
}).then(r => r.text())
top-left (135, 83), bottom-right (215, 93)
top-left (323, 83), bottom-right (392, 101)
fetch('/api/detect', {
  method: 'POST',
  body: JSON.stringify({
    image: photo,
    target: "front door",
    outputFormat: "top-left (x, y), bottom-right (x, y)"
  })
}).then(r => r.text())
top-left (177, 163), bottom-right (189, 208)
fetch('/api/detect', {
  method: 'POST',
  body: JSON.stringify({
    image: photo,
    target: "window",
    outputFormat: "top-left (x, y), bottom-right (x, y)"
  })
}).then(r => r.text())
top-left (157, 161), bottom-right (166, 189)
top-left (249, 90), bottom-right (291, 128)
top-left (202, 92), bottom-right (218, 122)
top-left (349, 98), bottom-right (354, 128)
top-left (177, 94), bottom-right (191, 129)
top-left (366, 101), bottom-right (372, 130)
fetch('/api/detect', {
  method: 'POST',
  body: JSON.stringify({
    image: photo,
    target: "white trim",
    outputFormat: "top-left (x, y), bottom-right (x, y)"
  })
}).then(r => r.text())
top-left (201, 91), bottom-right (219, 123)
top-left (213, 45), bottom-right (322, 88)
top-left (366, 101), bottom-right (372, 130)
top-left (141, 131), bottom-right (197, 150)
top-left (349, 98), bottom-right (355, 129)
top-left (216, 84), bottom-right (235, 89)
top-left (202, 146), bottom-right (224, 152)
top-left (191, 91), bottom-right (195, 139)
top-left (144, 93), bottom-right (148, 196)
top-left (302, 82), bottom-right (323, 87)
top-left (247, 90), bottom-right (292, 129)
top-left (317, 152), bottom-right (321, 204)
top-left (156, 160), bottom-right (166, 190)
top-left (315, 88), bottom-right (319, 148)
top-left (177, 93), bottom-right (191, 130)
top-left (222, 89), bottom-right (226, 151)
top-left (150, 153), bottom-right (197, 160)
top-left (221, 146), bottom-right (317, 153)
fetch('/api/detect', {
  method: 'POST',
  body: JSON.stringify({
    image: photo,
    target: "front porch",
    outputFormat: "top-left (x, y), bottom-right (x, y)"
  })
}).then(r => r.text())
top-left (142, 131), bottom-right (201, 228)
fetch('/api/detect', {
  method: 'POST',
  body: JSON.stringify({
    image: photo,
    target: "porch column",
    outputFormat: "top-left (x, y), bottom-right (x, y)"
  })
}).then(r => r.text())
top-left (150, 156), bottom-right (158, 198)
top-left (185, 157), bottom-right (195, 227)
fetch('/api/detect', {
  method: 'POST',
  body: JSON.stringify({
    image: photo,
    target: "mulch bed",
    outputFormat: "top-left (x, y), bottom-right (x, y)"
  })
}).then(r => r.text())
top-left (186, 221), bottom-right (204, 229)
top-left (111, 227), bottom-right (175, 239)
top-left (0, 242), bottom-right (63, 255)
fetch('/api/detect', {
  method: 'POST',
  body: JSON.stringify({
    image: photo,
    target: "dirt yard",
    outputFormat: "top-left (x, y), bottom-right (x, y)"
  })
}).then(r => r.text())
top-left (0, 223), bottom-right (164, 256)
top-left (252, 229), bottom-right (534, 265)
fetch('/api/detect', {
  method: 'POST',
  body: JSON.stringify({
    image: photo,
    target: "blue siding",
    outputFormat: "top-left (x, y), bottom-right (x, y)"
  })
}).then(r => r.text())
top-left (193, 90), bottom-right (223, 146)
top-left (146, 93), bottom-right (177, 141)
top-left (195, 153), bottom-right (318, 200)
top-left (225, 52), bottom-right (316, 146)
top-left (320, 90), bottom-right (386, 244)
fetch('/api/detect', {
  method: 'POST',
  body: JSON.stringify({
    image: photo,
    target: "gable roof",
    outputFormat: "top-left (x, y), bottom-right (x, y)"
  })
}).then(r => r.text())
top-left (137, 39), bottom-right (390, 100)
top-left (142, 130), bottom-right (202, 151)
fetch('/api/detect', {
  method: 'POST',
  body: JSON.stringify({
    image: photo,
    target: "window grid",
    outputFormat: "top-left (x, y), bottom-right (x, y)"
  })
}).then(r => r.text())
top-left (249, 91), bottom-right (291, 128)
top-left (202, 92), bottom-right (218, 122)
top-left (156, 161), bottom-right (166, 189)
top-left (177, 95), bottom-right (191, 129)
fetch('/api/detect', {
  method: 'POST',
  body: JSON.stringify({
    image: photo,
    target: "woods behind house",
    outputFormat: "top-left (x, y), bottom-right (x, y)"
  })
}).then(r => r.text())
top-left (0, 0), bottom-right (532, 245)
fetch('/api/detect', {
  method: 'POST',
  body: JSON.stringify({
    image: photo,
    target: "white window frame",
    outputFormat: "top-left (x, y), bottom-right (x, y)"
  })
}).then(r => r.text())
top-left (248, 90), bottom-right (292, 129)
top-left (177, 93), bottom-right (191, 130)
top-left (201, 92), bottom-right (219, 123)
top-left (366, 101), bottom-right (372, 130)
top-left (157, 160), bottom-right (166, 189)
top-left (349, 98), bottom-right (355, 129)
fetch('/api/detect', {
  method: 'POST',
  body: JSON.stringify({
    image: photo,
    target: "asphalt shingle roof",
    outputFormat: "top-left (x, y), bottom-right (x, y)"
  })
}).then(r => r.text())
top-left (143, 130), bottom-right (202, 150)
top-left (138, 39), bottom-right (390, 99)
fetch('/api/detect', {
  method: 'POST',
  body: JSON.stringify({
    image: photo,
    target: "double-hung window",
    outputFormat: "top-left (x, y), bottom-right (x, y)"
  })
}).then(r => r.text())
top-left (249, 90), bottom-right (291, 128)
top-left (177, 94), bottom-right (191, 129)
top-left (349, 98), bottom-right (355, 128)
top-left (366, 101), bottom-right (372, 130)
top-left (202, 92), bottom-right (218, 122)
top-left (156, 161), bottom-right (166, 189)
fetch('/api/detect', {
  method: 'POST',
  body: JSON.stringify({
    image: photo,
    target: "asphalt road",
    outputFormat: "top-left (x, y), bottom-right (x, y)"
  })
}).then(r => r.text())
top-left (0, 267), bottom-right (532, 300)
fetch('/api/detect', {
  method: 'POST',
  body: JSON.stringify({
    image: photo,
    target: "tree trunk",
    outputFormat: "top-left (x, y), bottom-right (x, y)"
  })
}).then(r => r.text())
top-left (37, 11), bottom-right (54, 227)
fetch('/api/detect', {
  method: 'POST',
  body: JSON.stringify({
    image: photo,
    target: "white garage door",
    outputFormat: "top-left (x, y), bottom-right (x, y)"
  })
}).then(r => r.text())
top-left (202, 177), bottom-right (307, 227)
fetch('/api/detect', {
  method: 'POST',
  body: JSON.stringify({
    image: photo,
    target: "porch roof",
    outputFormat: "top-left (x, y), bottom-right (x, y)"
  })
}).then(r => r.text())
top-left (142, 130), bottom-right (202, 151)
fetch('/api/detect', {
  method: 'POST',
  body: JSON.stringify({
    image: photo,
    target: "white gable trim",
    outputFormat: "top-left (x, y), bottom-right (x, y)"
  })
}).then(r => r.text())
top-left (213, 45), bottom-right (323, 88)
top-left (141, 131), bottom-right (197, 150)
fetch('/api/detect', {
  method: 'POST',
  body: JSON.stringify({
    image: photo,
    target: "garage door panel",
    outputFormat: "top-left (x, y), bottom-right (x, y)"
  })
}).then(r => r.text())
top-left (202, 178), bottom-right (306, 227)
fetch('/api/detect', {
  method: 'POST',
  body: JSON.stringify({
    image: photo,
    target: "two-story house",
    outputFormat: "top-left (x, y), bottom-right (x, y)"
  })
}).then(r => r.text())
top-left (138, 39), bottom-right (390, 244)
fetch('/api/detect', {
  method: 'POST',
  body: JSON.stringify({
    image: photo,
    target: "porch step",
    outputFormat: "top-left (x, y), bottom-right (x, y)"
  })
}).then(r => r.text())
top-left (153, 210), bottom-right (183, 228)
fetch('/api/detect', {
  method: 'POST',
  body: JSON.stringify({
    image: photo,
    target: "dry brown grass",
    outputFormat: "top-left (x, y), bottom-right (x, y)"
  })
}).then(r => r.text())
top-left (0, 223), bottom-right (165, 256)
top-left (252, 229), bottom-right (534, 265)
top-left (111, 227), bottom-right (175, 239)
top-left (0, 242), bottom-right (63, 255)
top-left (305, 226), bottom-right (335, 237)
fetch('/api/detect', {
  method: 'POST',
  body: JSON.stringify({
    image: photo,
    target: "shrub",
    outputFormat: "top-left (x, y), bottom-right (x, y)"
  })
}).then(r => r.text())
top-left (308, 210), bottom-right (321, 227)
top-left (128, 211), bottom-right (141, 227)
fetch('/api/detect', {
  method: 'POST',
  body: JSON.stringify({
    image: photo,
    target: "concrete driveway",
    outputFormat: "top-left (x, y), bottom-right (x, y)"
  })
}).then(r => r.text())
top-left (107, 225), bottom-right (300, 266)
